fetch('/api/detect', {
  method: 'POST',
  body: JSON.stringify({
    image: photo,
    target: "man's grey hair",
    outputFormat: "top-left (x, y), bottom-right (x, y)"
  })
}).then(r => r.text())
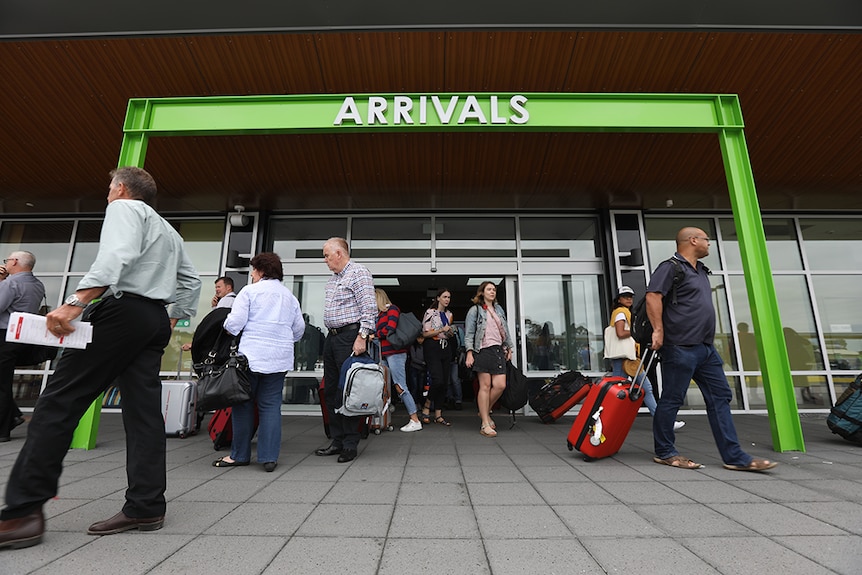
top-left (9, 250), bottom-right (35, 270)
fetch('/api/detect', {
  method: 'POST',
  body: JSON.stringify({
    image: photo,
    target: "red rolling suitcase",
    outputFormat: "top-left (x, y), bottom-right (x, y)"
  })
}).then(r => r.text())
top-left (529, 371), bottom-right (592, 423)
top-left (207, 406), bottom-right (259, 451)
top-left (566, 350), bottom-right (655, 460)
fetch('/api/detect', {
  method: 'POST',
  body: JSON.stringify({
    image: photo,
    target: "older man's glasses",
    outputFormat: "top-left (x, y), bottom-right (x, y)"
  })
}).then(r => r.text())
top-left (2, 258), bottom-right (17, 264)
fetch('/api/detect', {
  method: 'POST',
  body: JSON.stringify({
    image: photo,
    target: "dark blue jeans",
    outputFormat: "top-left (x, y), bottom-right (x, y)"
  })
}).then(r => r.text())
top-left (653, 343), bottom-right (751, 467)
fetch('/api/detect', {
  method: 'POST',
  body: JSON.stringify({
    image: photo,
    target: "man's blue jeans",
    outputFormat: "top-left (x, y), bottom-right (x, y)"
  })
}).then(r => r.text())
top-left (653, 343), bottom-right (751, 467)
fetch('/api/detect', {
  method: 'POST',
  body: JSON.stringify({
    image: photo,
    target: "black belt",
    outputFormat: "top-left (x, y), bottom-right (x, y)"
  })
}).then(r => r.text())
top-left (121, 292), bottom-right (167, 306)
top-left (328, 322), bottom-right (359, 335)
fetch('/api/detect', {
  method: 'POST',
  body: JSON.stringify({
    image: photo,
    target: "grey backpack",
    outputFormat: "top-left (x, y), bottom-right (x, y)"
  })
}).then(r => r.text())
top-left (336, 354), bottom-right (387, 417)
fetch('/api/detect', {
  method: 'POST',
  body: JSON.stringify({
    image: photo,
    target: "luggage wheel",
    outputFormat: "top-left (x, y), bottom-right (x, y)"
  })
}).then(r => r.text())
top-left (178, 433), bottom-right (186, 439)
top-left (386, 425), bottom-right (394, 432)
top-left (373, 428), bottom-right (381, 435)
top-left (566, 441), bottom-right (573, 451)
top-left (583, 456), bottom-right (594, 462)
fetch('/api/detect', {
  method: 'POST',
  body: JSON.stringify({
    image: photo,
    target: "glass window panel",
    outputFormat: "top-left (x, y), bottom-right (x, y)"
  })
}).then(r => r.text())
top-left (729, 274), bottom-right (822, 371)
top-left (168, 220), bottom-right (224, 274)
top-left (285, 275), bottom-right (328, 371)
top-left (521, 275), bottom-right (604, 373)
top-left (270, 218), bottom-right (348, 259)
top-left (720, 218), bottom-right (802, 271)
top-left (680, 377), bottom-right (743, 410)
top-left (644, 217), bottom-right (720, 271)
top-left (70, 221), bottom-right (103, 273)
top-left (520, 217), bottom-right (599, 259)
top-left (162, 275), bottom-right (219, 374)
top-left (811, 275), bottom-right (862, 371)
top-left (0, 221), bottom-right (74, 272)
top-left (351, 217), bottom-right (431, 258)
top-left (436, 217), bottom-right (516, 258)
top-left (800, 218), bottom-right (862, 271)
top-left (710, 276), bottom-right (734, 368)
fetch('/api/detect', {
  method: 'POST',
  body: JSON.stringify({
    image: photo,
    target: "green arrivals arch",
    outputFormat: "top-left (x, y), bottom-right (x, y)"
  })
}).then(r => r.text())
top-left (79, 93), bottom-right (805, 452)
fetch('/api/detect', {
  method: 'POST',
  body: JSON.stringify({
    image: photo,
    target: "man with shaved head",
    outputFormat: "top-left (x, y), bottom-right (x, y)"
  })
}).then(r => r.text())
top-left (645, 227), bottom-right (777, 473)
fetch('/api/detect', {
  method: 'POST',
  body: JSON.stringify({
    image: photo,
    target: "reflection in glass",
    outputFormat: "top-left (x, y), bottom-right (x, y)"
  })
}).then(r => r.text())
top-left (285, 275), bottom-right (328, 371)
top-left (644, 217), bottom-right (720, 270)
top-left (270, 218), bottom-right (347, 258)
top-left (522, 275), bottom-right (604, 373)
top-left (352, 217), bottom-right (431, 258)
top-left (169, 220), bottom-right (224, 274)
top-left (710, 276), bottom-right (734, 368)
top-left (520, 217), bottom-right (599, 258)
top-left (800, 218), bottom-right (862, 271)
top-left (811, 275), bottom-right (862, 372)
top-left (720, 218), bottom-right (802, 271)
top-left (0, 221), bottom-right (74, 272)
top-left (436, 217), bottom-right (516, 258)
top-left (70, 221), bottom-right (103, 272)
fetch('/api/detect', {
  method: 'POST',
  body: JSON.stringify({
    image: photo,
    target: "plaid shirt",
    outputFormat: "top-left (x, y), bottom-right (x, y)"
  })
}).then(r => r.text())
top-left (323, 259), bottom-right (376, 334)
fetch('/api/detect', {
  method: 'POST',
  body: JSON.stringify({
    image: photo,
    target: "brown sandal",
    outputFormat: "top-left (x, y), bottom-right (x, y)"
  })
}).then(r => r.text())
top-left (480, 424), bottom-right (497, 437)
top-left (653, 455), bottom-right (704, 469)
top-left (723, 458), bottom-right (777, 472)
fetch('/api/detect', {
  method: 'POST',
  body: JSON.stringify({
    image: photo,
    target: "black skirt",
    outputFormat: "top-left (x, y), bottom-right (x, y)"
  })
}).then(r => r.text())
top-left (472, 345), bottom-right (506, 375)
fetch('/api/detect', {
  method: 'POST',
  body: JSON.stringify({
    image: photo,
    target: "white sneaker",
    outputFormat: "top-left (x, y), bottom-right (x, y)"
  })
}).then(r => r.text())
top-left (673, 421), bottom-right (686, 431)
top-left (400, 420), bottom-right (422, 432)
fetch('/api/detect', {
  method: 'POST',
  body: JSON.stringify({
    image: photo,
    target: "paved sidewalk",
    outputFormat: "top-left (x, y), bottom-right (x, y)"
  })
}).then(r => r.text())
top-left (1, 410), bottom-right (860, 574)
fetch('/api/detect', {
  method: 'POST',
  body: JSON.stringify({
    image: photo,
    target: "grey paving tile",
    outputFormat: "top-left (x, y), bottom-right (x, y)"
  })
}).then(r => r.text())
top-left (264, 536), bottom-right (384, 575)
top-left (459, 452), bottom-right (512, 467)
top-left (147, 534), bottom-right (286, 575)
top-left (467, 482), bottom-right (545, 505)
top-left (55, 477), bottom-right (126, 500)
top-left (378, 538), bottom-right (489, 575)
top-left (176, 478), bottom-right (271, 502)
top-left (484, 538), bottom-right (601, 574)
top-left (633, 502), bottom-right (755, 537)
top-left (204, 502), bottom-right (315, 536)
top-left (784, 501), bottom-right (862, 534)
top-left (601, 480), bottom-right (698, 505)
top-left (396, 481), bottom-right (469, 505)
top-left (775, 535), bottom-right (862, 575)
top-left (554, 504), bottom-right (664, 537)
top-left (582, 537), bottom-right (721, 575)
top-left (533, 481), bottom-right (620, 505)
top-left (339, 465), bottom-right (405, 483)
top-left (248, 480), bottom-right (335, 503)
top-left (322, 481), bottom-right (399, 505)
top-left (665, 479), bottom-right (769, 504)
top-left (796, 479), bottom-right (862, 502)
top-left (406, 453), bottom-right (461, 467)
top-left (462, 466), bottom-right (526, 483)
top-left (402, 465), bottom-right (464, 483)
top-left (278, 463), bottom-right (348, 481)
top-left (519, 465), bottom-right (592, 483)
top-left (569, 461), bottom-right (652, 483)
top-left (1, 531), bottom-right (93, 574)
top-left (389, 504), bottom-right (479, 538)
top-left (682, 536), bottom-right (838, 575)
top-left (295, 503), bottom-right (394, 537)
top-left (29, 532), bottom-right (194, 575)
top-left (732, 479), bottom-right (843, 503)
top-left (475, 504), bottom-right (571, 539)
top-left (708, 502), bottom-right (847, 536)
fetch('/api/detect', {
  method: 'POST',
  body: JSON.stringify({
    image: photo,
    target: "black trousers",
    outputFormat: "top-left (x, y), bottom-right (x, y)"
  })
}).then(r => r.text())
top-left (423, 338), bottom-right (451, 410)
top-left (1, 295), bottom-right (171, 520)
top-left (322, 327), bottom-right (362, 452)
top-left (0, 341), bottom-right (19, 438)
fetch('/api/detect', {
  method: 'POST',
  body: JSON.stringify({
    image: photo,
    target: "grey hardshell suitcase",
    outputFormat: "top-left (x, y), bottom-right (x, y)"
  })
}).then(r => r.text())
top-left (162, 351), bottom-right (197, 438)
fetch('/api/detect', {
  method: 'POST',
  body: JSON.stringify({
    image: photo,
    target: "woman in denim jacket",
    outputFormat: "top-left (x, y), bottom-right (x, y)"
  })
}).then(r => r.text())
top-left (464, 281), bottom-right (513, 437)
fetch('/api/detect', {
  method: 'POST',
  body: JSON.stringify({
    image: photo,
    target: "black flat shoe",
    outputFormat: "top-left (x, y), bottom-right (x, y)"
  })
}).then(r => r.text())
top-left (315, 445), bottom-right (342, 456)
top-left (337, 450), bottom-right (357, 463)
top-left (262, 462), bottom-right (277, 472)
top-left (212, 457), bottom-right (250, 467)
top-left (11, 416), bottom-right (25, 430)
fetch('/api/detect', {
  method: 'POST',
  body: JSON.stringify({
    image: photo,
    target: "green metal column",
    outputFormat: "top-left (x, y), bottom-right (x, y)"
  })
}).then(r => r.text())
top-left (716, 98), bottom-right (805, 452)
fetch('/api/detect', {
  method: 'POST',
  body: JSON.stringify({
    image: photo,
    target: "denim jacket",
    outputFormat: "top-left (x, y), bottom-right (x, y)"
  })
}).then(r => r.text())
top-left (464, 303), bottom-right (513, 352)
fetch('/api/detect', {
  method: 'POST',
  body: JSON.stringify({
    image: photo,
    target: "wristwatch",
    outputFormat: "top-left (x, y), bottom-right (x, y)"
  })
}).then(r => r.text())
top-left (359, 331), bottom-right (369, 340)
top-left (64, 294), bottom-right (89, 308)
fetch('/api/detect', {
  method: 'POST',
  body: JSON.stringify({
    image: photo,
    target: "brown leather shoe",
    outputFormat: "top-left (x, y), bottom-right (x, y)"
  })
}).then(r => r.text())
top-left (0, 510), bottom-right (44, 550)
top-left (87, 511), bottom-right (164, 536)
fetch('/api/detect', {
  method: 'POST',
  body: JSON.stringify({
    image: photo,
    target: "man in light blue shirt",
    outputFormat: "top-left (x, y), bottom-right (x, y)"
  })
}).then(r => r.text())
top-left (0, 167), bottom-right (201, 550)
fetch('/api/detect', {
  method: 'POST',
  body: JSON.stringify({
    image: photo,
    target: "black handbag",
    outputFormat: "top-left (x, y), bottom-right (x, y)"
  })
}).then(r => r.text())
top-left (195, 334), bottom-right (251, 412)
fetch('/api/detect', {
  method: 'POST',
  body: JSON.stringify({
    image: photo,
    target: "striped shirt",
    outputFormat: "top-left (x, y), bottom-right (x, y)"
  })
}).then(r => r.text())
top-left (376, 304), bottom-right (406, 356)
top-left (323, 259), bottom-right (377, 334)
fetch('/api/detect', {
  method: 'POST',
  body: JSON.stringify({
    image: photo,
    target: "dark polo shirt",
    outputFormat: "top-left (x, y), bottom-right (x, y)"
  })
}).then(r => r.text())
top-left (646, 253), bottom-right (714, 346)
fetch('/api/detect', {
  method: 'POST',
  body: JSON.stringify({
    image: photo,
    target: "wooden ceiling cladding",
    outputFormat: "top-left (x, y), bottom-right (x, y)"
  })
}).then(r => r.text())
top-left (0, 30), bottom-right (860, 215)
